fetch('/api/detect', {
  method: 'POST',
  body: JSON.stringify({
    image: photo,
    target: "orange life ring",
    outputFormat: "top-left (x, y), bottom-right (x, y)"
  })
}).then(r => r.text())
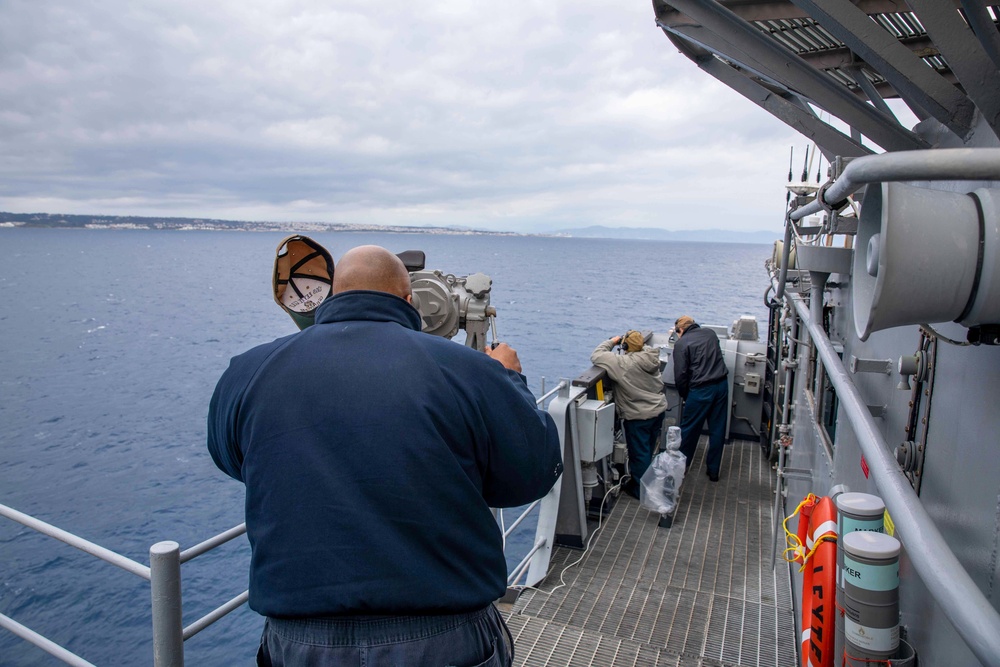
top-left (799, 496), bottom-right (837, 667)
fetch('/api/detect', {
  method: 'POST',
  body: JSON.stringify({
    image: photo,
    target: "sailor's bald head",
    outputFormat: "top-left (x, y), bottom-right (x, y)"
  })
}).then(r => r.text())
top-left (332, 245), bottom-right (412, 300)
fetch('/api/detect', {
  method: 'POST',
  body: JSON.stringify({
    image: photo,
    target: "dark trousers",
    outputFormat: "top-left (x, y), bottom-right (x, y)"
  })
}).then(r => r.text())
top-left (257, 604), bottom-right (512, 667)
top-left (624, 411), bottom-right (665, 496)
top-left (679, 378), bottom-right (728, 475)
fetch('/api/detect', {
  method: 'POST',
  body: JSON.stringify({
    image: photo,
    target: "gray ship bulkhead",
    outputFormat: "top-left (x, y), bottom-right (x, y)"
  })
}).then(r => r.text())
top-left (650, 1), bottom-right (1000, 664)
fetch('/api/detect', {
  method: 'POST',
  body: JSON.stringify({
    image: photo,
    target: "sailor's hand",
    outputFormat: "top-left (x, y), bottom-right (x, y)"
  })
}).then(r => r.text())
top-left (611, 336), bottom-right (622, 345)
top-left (486, 342), bottom-right (522, 373)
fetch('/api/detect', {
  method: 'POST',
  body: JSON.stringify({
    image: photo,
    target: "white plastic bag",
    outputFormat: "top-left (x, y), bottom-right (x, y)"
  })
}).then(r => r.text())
top-left (639, 444), bottom-right (686, 514)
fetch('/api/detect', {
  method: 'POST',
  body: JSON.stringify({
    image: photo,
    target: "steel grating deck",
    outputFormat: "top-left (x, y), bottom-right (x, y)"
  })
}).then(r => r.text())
top-left (506, 438), bottom-right (797, 667)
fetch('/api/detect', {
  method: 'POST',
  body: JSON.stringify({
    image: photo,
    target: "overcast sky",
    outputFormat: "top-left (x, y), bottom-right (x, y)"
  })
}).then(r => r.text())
top-left (1, 1), bottom-right (837, 233)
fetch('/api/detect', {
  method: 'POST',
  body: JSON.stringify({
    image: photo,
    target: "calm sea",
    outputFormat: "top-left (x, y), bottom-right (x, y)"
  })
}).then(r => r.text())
top-left (0, 228), bottom-right (771, 666)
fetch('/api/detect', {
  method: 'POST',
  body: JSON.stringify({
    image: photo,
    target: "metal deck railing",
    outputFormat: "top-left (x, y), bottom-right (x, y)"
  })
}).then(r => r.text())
top-left (0, 381), bottom-right (568, 667)
top-left (0, 502), bottom-right (249, 667)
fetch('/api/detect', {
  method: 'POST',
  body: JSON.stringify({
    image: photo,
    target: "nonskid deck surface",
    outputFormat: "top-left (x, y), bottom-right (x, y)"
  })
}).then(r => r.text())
top-left (506, 438), bottom-right (796, 667)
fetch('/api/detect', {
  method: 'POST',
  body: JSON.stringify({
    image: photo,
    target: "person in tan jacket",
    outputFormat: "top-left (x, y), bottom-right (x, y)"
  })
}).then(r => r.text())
top-left (591, 330), bottom-right (668, 498)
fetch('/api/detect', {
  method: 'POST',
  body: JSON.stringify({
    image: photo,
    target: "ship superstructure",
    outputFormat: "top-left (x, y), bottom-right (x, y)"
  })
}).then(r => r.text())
top-left (645, 1), bottom-right (1000, 665)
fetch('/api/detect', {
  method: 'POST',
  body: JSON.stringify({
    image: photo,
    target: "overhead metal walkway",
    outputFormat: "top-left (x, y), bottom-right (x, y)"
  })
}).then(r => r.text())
top-left (505, 437), bottom-right (796, 667)
top-left (653, 0), bottom-right (1000, 158)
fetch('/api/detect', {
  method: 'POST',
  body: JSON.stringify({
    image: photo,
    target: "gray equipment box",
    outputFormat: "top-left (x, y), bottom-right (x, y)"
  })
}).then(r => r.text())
top-left (577, 399), bottom-right (615, 462)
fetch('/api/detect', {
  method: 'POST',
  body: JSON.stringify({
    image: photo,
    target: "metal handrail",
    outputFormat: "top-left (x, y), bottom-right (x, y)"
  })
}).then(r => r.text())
top-left (2, 499), bottom-right (545, 664)
top-left (0, 508), bottom-right (250, 667)
top-left (0, 503), bottom-right (151, 580)
top-left (182, 591), bottom-right (249, 640)
top-left (774, 274), bottom-right (1000, 666)
top-left (179, 523), bottom-right (246, 563)
top-left (536, 380), bottom-right (566, 407)
top-left (506, 537), bottom-right (547, 586)
top-left (502, 499), bottom-right (541, 540)
top-left (492, 382), bottom-right (565, 583)
top-left (0, 613), bottom-right (97, 667)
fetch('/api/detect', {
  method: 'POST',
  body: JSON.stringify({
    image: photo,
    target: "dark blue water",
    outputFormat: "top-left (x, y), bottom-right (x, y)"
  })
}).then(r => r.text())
top-left (0, 229), bottom-right (770, 665)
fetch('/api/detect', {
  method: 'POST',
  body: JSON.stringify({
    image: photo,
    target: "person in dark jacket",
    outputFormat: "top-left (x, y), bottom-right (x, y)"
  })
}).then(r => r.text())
top-left (672, 315), bottom-right (729, 482)
top-left (207, 245), bottom-right (563, 667)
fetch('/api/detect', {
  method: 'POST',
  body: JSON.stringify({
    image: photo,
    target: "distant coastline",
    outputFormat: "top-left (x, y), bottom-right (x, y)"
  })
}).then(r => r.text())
top-left (0, 212), bottom-right (779, 244)
top-left (0, 212), bottom-right (512, 236)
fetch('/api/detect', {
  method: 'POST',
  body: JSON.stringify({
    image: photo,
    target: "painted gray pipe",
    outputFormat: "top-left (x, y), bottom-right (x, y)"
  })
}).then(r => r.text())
top-left (809, 278), bottom-right (824, 326)
top-left (775, 219), bottom-right (794, 300)
top-left (790, 148), bottom-right (1000, 222)
top-left (778, 283), bottom-right (1000, 665)
top-left (778, 148), bottom-right (1000, 301)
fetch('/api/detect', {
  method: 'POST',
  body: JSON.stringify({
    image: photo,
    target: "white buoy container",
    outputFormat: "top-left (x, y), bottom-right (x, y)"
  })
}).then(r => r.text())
top-left (843, 531), bottom-right (900, 665)
top-left (835, 493), bottom-right (886, 663)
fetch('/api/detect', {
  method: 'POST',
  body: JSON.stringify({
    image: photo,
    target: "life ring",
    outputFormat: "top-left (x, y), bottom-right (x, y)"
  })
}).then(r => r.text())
top-left (799, 496), bottom-right (838, 667)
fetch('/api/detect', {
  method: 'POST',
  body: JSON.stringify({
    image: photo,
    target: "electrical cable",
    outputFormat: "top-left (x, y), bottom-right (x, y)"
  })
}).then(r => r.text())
top-left (764, 284), bottom-right (781, 310)
top-left (499, 508), bottom-right (506, 552)
top-left (518, 474), bottom-right (627, 597)
top-left (518, 425), bottom-right (633, 597)
top-left (919, 323), bottom-right (971, 346)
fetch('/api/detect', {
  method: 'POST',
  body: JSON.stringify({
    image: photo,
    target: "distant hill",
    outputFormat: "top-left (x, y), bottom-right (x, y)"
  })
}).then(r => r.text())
top-left (550, 225), bottom-right (780, 244)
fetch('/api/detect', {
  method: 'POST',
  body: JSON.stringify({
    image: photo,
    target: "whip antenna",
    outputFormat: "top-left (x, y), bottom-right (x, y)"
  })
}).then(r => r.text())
top-left (787, 146), bottom-right (794, 203)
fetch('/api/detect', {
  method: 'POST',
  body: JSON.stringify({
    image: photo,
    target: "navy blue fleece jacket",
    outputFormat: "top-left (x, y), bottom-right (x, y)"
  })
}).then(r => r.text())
top-left (207, 290), bottom-right (562, 617)
top-left (672, 323), bottom-right (728, 399)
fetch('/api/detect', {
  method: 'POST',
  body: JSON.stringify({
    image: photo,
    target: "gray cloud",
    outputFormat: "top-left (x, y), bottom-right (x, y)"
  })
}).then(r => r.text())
top-left (1, 0), bottom-right (814, 232)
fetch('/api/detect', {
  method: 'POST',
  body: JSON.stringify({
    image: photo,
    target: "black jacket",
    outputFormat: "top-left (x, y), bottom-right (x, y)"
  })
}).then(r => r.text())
top-left (672, 323), bottom-right (728, 399)
top-left (208, 290), bottom-right (562, 617)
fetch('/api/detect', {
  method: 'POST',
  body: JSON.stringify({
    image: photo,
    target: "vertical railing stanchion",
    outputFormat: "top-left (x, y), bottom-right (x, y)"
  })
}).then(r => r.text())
top-left (150, 541), bottom-right (184, 667)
